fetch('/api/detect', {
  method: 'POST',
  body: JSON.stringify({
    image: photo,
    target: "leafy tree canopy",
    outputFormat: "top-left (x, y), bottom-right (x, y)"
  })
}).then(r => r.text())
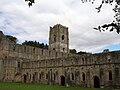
top-left (70, 49), bottom-right (88, 55)
top-left (5, 35), bottom-right (18, 43)
top-left (70, 49), bottom-right (77, 54)
top-left (22, 40), bottom-right (48, 49)
top-left (25, 0), bottom-right (120, 33)
top-left (81, 0), bottom-right (120, 34)
top-left (25, 0), bottom-right (35, 7)
top-left (77, 51), bottom-right (88, 55)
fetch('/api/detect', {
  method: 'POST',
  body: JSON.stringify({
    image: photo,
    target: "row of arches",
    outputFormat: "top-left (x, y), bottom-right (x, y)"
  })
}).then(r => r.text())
top-left (23, 73), bottom-right (100, 88)
top-left (24, 74), bottom-right (100, 88)
top-left (61, 75), bottom-right (100, 88)
top-left (22, 70), bottom-right (113, 88)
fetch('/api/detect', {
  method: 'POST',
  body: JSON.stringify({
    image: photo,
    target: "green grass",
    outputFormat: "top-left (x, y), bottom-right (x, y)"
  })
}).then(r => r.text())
top-left (0, 82), bottom-right (114, 90)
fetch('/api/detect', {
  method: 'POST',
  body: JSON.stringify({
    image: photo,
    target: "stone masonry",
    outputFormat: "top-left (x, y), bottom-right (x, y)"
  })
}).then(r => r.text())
top-left (0, 24), bottom-right (120, 89)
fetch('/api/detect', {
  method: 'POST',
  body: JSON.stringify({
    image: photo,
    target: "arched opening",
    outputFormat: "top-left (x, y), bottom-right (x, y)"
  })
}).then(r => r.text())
top-left (54, 74), bottom-right (56, 80)
top-left (82, 73), bottom-right (85, 81)
top-left (32, 74), bottom-right (35, 83)
top-left (109, 71), bottom-right (112, 80)
top-left (62, 35), bottom-right (64, 40)
top-left (17, 61), bottom-right (20, 67)
top-left (94, 76), bottom-right (100, 88)
top-left (54, 35), bottom-right (56, 42)
top-left (61, 76), bottom-right (65, 86)
top-left (82, 58), bottom-right (84, 64)
top-left (72, 73), bottom-right (74, 80)
top-left (23, 74), bottom-right (27, 83)
top-left (33, 48), bottom-right (35, 53)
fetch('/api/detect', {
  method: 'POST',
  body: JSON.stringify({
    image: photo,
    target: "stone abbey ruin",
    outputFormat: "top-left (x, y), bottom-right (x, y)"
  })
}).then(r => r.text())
top-left (0, 24), bottom-right (120, 88)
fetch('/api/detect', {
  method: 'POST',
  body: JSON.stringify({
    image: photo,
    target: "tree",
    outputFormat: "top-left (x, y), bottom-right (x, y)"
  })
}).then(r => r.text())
top-left (25, 0), bottom-right (120, 33)
top-left (22, 40), bottom-right (48, 49)
top-left (70, 49), bottom-right (77, 54)
top-left (25, 0), bottom-right (35, 7)
top-left (77, 51), bottom-right (87, 55)
top-left (81, 0), bottom-right (120, 34)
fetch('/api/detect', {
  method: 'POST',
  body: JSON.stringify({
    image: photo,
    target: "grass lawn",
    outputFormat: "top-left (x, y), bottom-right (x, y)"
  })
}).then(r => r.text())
top-left (0, 82), bottom-right (114, 90)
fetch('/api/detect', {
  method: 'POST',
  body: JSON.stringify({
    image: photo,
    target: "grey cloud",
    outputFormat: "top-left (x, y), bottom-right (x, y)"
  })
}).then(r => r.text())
top-left (0, 0), bottom-right (119, 53)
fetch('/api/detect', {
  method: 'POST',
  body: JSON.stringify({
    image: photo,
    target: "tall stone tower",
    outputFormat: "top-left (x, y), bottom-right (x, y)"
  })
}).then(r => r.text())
top-left (49, 24), bottom-right (69, 53)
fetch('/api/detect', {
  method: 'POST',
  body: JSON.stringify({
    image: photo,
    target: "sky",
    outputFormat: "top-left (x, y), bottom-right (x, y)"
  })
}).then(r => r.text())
top-left (0, 0), bottom-right (120, 53)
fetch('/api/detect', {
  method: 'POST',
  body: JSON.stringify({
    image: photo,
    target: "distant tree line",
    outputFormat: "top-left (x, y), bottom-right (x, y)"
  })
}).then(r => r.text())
top-left (22, 40), bottom-right (48, 49)
top-left (70, 49), bottom-right (88, 55)
top-left (5, 35), bottom-right (88, 54)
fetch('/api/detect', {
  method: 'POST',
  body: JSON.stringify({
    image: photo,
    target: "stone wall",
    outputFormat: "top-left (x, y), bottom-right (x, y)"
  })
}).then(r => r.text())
top-left (21, 52), bottom-right (120, 88)
top-left (0, 25), bottom-right (120, 89)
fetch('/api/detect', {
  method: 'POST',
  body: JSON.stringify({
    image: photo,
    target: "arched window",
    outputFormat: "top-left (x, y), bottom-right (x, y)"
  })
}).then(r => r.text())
top-left (82, 73), bottom-right (85, 81)
top-left (33, 48), bottom-right (35, 53)
top-left (72, 73), bottom-right (74, 80)
top-left (39, 74), bottom-right (41, 79)
top-left (63, 48), bottom-right (65, 51)
top-left (46, 73), bottom-right (48, 79)
top-left (62, 35), bottom-right (64, 40)
top-left (54, 74), bottom-right (56, 80)
top-left (54, 35), bottom-right (56, 42)
top-left (42, 49), bottom-right (43, 55)
top-left (82, 58), bottom-right (84, 64)
top-left (109, 71), bottom-right (112, 80)
top-left (18, 62), bottom-right (20, 67)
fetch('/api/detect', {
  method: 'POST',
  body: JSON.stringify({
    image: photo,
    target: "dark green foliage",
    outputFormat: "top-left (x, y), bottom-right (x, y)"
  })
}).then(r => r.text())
top-left (70, 49), bottom-right (88, 54)
top-left (25, 0), bottom-right (35, 7)
top-left (22, 40), bottom-right (48, 49)
top-left (77, 51), bottom-right (88, 55)
top-left (70, 49), bottom-right (77, 54)
top-left (81, 0), bottom-right (120, 34)
top-left (94, 22), bottom-right (120, 34)
top-left (5, 35), bottom-right (17, 43)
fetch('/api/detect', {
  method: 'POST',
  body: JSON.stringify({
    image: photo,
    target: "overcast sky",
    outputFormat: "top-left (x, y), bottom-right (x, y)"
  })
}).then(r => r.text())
top-left (0, 0), bottom-right (120, 53)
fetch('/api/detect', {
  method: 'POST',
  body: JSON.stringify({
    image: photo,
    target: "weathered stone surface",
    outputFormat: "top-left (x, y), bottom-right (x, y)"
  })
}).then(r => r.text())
top-left (0, 24), bottom-right (119, 89)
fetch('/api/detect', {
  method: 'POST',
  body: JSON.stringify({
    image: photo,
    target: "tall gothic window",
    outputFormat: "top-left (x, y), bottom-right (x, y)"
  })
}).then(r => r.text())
top-left (62, 35), bottom-right (64, 40)
top-left (42, 49), bottom-right (43, 55)
top-left (109, 71), bottom-right (112, 80)
top-left (46, 73), bottom-right (48, 79)
top-left (54, 74), bottom-right (56, 80)
top-left (82, 73), bottom-right (85, 81)
top-left (82, 58), bottom-right (84, 64)
top-left (72, 73), bottom-right (74, 80)
top-left (39, 74), bottom-right (41, 79)
top-left (63, 48), bottom-right (65, 51)
top-left (18, 62), bottom-right (20, 67)
top-left (33, 48), bottom-right (35, 53)
top-left (54, 35), bottom-right (56, 42)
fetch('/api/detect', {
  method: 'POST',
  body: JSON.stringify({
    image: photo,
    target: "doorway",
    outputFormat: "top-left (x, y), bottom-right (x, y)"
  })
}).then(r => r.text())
top-left (94, 76), bottom-right (100, 88)
top-left (23, 74), bottom-right (27, 83)
top-left (61, 76), bottom-right (65, 86)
